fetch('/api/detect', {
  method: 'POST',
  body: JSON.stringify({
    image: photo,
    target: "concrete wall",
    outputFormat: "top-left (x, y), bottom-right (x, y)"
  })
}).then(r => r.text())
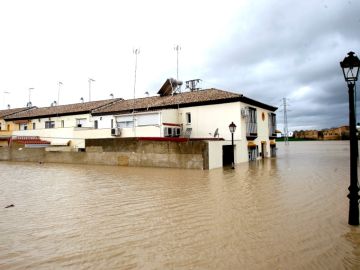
top-left (86, 138), bottom-right (208, 169)
top-left (0, 138), bottom-right (209, 170)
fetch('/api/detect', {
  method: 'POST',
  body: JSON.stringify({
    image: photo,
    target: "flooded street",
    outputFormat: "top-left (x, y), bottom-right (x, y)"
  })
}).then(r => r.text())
top-left (1, 141), bottom-right (360, 269)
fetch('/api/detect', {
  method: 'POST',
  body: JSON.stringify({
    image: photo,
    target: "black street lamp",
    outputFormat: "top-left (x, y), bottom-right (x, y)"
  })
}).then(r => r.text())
top-left (229, 122), bottom-right (237, 169)
top-left (340, 51), bottom-right (360, 226)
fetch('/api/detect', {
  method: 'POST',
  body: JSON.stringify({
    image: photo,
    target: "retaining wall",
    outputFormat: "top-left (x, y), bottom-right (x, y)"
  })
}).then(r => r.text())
top-left (0, 138), bottom-right (209, 169)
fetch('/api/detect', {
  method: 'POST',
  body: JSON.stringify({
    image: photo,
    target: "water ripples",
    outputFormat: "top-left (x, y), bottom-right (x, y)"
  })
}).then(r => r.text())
top-left (1, 141), bottom-right (360, 269)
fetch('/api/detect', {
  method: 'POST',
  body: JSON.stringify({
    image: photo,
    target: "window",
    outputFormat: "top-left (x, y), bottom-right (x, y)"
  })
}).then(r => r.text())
top-left (61, 120), bottom-right (64, 128)
top-left (137, 113), bottom-right (159, 126)
top-left (186, 112), bottom-right (191, 124)
top-left (45, 121), bottom-right (55, 129)
top-left (116, 115), bottom-right (134, 128)
top-left (32, 123), bottom-right (36, 130)
top-left (268, 113), bottom-right (276, 138)
top-left (117, 121), bottom-right (134, 128)
top-left (94, 120), bottom-right (98, 129)
top-left (246, 107), bottom-right (257, 139)
top-left (111, 119), bottom-right (114, 128)
top-left (76, 118), bottom-right (86, 127)
top-left (19, 123), bottom-right (28, 130)
top-left (164, 127), bottom-right (181, 137)
top-left (164, 127), bottom-right (173, 137)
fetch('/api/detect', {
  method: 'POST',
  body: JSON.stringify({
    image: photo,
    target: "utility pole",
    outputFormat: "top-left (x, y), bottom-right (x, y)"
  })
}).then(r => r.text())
top-left (283, 97), bottom-right (289, 145)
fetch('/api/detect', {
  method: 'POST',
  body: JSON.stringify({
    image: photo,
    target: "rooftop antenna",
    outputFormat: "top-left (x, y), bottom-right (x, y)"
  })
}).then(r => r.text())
top-left (133, 48), bottom-right (140, 108)
top-left (145, 91), bottom-right (149, 97)
top-left (80, 97), bottom-right (84, 103)
top-left (185, 79), bottom-right (201, 91)
top-left (28, 88), bottom-right (34, 106)
top-left (88, 78), bottom-right (95, 101)
top-left (133, 48), bottom-right (140, 137)
top-left (110, 93), bottom-right (114, 99)
top-left (7, 104), bottom-right (10, 109)
top-left (174, 45), bottom-right (181, 81)
top-left (58, 82), bottom-right (63, 105)
top-left (3, 91), bottom-right (10, 109)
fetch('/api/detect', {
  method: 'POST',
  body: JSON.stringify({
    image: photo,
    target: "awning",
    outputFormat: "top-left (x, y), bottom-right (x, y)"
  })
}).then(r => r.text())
top-left (275, 129), bottom-right (282, 133)
top-left (248, 141), bottom-right (257, 148)
top-left (261, 141), bottom-right (266, 144)
top-left (270, 141), bottom-right (276, 146)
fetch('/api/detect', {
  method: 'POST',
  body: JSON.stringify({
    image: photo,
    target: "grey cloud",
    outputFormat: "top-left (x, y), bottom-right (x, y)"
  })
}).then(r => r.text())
top-left (198, 0), bottom-right (360, 131)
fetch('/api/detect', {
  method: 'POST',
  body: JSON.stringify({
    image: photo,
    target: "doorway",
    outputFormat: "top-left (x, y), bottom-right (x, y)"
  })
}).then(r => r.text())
top-left (222, 145), bottom-right (235, 167)
top-left (261, 142), bottom-right (267, 158)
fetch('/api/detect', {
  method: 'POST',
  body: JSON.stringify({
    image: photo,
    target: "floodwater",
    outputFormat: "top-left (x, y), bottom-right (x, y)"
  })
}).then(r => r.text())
top-left (1, 141), bottom-right (360, 270)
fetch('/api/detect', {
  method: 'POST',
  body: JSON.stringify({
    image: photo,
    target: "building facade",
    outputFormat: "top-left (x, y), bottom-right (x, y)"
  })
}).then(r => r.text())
top-left (3, 83), bottom-right (277, 168)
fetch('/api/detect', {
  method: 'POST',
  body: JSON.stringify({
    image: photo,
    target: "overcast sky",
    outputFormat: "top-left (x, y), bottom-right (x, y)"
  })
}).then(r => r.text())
top-left (0, 0), bottom-right (359, 131)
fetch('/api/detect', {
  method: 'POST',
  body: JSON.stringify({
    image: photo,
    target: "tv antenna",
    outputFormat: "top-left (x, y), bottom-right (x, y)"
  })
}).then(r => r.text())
top-left (88, 78), bottom-right (95, 101)
top-left (58, 82), bottom-right (63, 105)
top-left (174, 45), bottom-right (181, 81)
top-left (28, 88), bottom-right (34, 107)
top-left (185, 79), bottom-right (201, 91)
top-left (133, 48), bottom-right (140, 137)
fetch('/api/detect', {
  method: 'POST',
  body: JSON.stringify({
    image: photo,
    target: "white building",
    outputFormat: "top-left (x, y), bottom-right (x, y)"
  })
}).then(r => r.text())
top-left (4, 79), bottom-right (277, 168)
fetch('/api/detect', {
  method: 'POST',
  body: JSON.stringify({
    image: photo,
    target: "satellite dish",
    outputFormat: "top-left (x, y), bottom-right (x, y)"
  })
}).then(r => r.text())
top-left (214, 128), bottom-right (219, 138)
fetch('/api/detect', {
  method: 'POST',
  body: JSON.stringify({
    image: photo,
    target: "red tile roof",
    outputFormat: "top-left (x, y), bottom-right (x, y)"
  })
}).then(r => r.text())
top-left (93, 88), bottom-right (277, 115)
top-left (93, 88), bottom-right (242, 114)
top-left (0, 107), bottom-right (33, 118)
top-left (5, 99), bottom-right (121, 120)
top-left (3, 89), bottom-right (277, 121)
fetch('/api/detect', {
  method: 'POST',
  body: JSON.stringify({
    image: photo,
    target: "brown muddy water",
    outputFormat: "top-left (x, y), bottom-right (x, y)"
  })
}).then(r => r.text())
top-left (1, 141), bottom-right (360, 269)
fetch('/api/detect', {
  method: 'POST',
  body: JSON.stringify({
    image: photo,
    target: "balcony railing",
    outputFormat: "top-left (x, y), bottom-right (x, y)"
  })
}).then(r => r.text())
top-left (246, 122), bottom-right (257, 139)
top-left (269, 125), bottom-right (277, 139)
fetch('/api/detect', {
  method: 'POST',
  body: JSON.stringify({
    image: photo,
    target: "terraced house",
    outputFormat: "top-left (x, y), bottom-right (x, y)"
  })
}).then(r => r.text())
top-left (2, 80), bottom-right (277, 168)
top-left (0, 107), bottom-right (33, 146)
top-left (4, 99), bottom-right (121, 149)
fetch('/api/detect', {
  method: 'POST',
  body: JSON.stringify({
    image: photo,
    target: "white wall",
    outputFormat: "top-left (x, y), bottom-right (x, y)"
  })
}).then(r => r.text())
top-left (179, 102), bottom-right (242, 140)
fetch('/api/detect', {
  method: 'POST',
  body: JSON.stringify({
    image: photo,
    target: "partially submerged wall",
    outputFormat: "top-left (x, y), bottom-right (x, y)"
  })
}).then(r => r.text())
top-left (85, 138), bottom-right (209, 169)
top-left (0, 138), bottom-right (209, 169)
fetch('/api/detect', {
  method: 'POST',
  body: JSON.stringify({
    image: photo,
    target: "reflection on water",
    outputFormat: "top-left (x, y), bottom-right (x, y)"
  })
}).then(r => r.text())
top-left (1, 141), bottom-right (359, 269)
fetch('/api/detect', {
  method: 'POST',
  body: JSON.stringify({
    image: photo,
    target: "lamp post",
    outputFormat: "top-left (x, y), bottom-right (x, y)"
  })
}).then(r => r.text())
top-left (229, 122), bottom-right (237, 169)
top-left (340, 51), bottom-right (360, 226)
